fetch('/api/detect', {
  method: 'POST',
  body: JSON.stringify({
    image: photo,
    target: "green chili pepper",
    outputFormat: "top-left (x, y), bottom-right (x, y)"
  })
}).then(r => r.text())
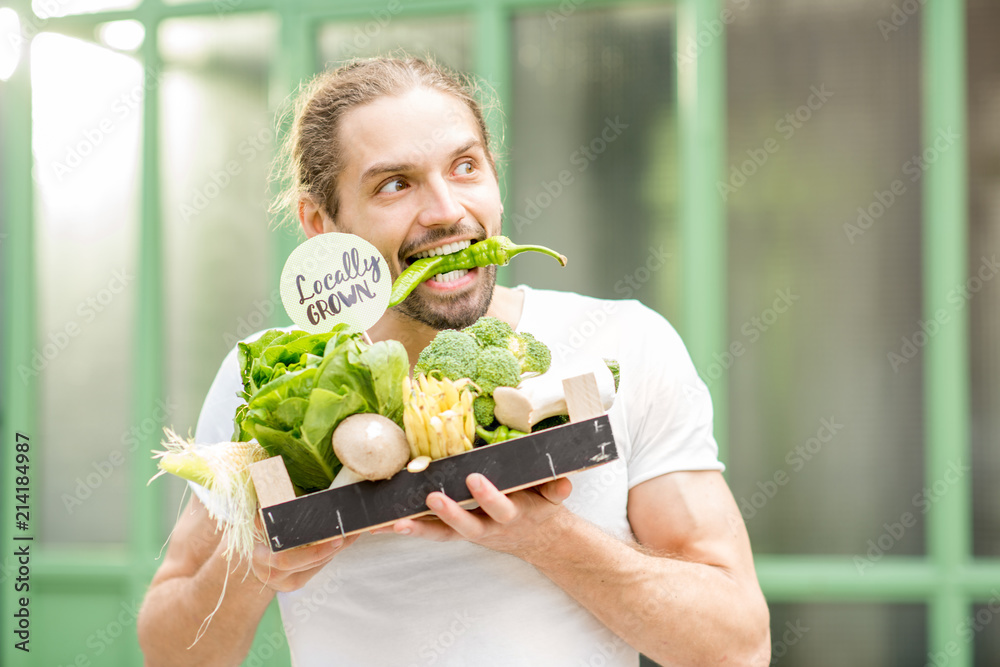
top-left (475, 423), bottom-right (529, 445)
top-left (389, 236), bottom-right (568, 307)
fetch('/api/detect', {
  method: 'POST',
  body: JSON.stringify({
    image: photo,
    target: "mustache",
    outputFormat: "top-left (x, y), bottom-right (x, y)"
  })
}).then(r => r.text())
top-left (398, 225), bottom-right (488, 262)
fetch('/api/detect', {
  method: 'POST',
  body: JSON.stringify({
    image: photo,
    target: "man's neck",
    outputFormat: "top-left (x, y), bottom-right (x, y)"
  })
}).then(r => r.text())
top-left (367, 286), bottom-right (525, 367)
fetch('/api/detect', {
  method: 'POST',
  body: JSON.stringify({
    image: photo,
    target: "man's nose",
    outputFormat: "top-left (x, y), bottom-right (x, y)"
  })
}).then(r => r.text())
top-left (416, 176), bottom-right (464, 227)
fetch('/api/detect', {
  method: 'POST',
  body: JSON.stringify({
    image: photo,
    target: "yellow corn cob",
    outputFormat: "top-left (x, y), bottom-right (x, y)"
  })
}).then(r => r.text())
top-left (402, 373), bottom-right (478, 461)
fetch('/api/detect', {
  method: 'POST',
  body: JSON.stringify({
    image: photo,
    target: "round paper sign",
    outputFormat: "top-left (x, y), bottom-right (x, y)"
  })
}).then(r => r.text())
top-left (279, 233), bottom-right (391, 334)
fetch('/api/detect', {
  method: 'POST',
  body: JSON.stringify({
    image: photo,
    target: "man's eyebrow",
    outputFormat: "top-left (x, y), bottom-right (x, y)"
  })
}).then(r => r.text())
top-left (358, 139), bottom-right (485, 186)
top-left (450, 139), bottom-right (482, 159)
top-left (359, 161), bottom-right (416, 185)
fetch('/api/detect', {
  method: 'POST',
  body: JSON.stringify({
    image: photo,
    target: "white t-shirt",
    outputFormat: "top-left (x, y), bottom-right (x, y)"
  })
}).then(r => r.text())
top-left (193, 286), bottom-right (723, 667)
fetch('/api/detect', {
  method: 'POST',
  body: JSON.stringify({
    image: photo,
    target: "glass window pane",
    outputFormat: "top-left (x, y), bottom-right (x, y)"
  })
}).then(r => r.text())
top-left (159, 13), bottom-right (280, 530)
top-left (31, 33), bottom-right (141, 544)
top-left (510, 7), bottom-right (679, 321)
top-left (968, 0), bottom-right (1000, 558)
top-left (724, 0), bottom-right (924, 555)
top-left (317, 14), bottom-right (472, 71)
top-left (767, 603), bottom-right (926, 666)
top-left (973, 599), bottom-right (1000, 667)
top-left (0, 8), bottom-right (22, 80)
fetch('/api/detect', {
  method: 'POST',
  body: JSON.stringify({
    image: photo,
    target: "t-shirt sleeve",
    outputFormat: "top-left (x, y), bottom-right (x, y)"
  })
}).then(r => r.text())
top-left (194, 346), bottom-right (243, 445)
top-left (621, 303), bottom-right (725, 488)
top-left (188, 346), bottom-right (245, 515)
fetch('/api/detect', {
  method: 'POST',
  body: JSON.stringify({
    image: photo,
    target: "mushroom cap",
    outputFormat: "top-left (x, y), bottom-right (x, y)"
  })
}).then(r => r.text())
top-left (332, 414), bottom-right (410, 481)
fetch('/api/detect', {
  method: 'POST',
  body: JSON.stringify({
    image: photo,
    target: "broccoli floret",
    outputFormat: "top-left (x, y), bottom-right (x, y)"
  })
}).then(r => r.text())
top-left (465, 316), bottom-right (515, 349)
top-left (532, 414), bottom-right (569, 432)
top-left (604, 358), bottom-right (620, 392)
top-left (417, 319), bottom-right (552, 407)
top-left (473, 395), bottom-right (497, 427)
top-left (473, 347), bottom-right (521, 394)
top-left (416, 325), bottom-right (521, 396)
top-left (464, 316), bottom-right (552, 376)
top-left (415, 330), bottom-right (480, 381)
top-left (516, 332), bottom-right (551, 375)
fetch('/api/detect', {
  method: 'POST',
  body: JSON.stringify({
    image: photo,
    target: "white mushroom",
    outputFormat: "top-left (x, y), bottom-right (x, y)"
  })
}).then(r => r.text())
top-left (329, 414), bottom-right (410, 488)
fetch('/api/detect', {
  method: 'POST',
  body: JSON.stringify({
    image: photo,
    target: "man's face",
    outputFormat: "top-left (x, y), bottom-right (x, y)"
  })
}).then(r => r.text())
top-left (330, 87), bottom-right (503, 330)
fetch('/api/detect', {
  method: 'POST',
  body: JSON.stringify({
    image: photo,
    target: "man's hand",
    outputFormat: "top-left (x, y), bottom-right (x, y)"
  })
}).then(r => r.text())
top-left (139, 495), bottom-right (356, 666)
top-left (384, 470), bottom-right (770, 665)
top-left (385, 473), bottom-right (574, 558)
top-left (250, 534), bottom-right (358, 593)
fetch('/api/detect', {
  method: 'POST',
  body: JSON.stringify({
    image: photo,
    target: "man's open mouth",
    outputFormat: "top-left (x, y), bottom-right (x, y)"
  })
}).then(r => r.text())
top-left (403, 239), bottom-right (474, 284)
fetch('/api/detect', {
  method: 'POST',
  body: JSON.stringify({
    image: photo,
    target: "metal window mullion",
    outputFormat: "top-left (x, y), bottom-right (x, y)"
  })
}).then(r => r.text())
top-left (42, 0), bottom-right (650, 31)
top-left (127, 19), bottom-right (165, 666)
top-left (923, 0), bottom-right (971, 664)
top-left (676, 0), bottom-right (727, 463)
top-left (269, 10), bottom-right (317, 296)
top-left (249, 14), bottom-right (321, 664)
top-left (1, 2), bottom-right (37, 666)
top-left (474, 0), bottom-right (511, 220)
top-left (756, 556), bottom-right (939, 602)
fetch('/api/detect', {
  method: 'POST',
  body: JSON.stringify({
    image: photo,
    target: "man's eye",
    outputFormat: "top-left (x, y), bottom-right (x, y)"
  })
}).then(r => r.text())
top-left (379, 178), bottom-right (408, 194)
top-left (454, 161), bottom-right (475, 176)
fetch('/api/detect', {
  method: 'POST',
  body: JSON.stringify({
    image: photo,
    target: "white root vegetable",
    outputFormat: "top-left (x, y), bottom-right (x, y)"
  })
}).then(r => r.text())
top-left (492, 353), bottom-right (616, 432)
top-left (150, 430), bottom-right (274, 647)
top-left (150, 429), bottom-right (270, 565)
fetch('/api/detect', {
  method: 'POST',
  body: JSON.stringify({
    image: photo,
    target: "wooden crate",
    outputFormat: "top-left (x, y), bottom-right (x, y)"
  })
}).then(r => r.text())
top-left (250, 374), bottom-right (618, 552)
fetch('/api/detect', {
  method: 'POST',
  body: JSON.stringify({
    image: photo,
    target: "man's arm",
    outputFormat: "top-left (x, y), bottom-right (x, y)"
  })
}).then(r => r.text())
top-left (391, 470), bottom-right (770, 667)
top-left (137, 494), bottom-right (349, 667)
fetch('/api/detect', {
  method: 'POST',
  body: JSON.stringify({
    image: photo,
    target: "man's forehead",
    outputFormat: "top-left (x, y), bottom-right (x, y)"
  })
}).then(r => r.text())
top-left (340, 88), bottom-right (483, 177)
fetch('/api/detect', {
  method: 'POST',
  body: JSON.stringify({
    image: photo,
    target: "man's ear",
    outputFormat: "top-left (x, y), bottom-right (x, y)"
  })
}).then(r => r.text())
top-left (298, 195), bottom-right (335, 238)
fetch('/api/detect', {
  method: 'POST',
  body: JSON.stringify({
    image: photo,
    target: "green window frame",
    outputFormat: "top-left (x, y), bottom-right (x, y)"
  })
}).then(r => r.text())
top-left (1, 0), bottom-right (994, 665)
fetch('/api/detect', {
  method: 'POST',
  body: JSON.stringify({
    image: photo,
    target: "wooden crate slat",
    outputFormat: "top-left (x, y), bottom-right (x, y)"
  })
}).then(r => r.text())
top-left (260, 415), bottom-right (616, 551)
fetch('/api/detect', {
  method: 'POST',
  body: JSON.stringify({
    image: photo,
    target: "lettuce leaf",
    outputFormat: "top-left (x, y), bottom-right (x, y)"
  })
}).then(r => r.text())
top-left (234, 325), bottom-right (408, 493)
top-left (358, 341), bottom-right (409, 425)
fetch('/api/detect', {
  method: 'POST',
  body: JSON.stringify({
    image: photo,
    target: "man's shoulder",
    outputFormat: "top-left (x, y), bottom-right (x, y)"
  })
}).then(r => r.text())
top-left (517, 285), bottom-right (686, 367)
top-left (519, 285), bottom-right (674, 329)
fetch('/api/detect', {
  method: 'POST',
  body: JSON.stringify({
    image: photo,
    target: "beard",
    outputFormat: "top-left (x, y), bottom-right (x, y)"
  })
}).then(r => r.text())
top-left (393, 264), bottom-right (497, 330)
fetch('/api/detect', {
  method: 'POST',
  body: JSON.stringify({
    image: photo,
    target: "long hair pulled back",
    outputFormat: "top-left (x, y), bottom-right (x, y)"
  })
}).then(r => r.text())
top-left (271, 57), bottom-right (498, 227)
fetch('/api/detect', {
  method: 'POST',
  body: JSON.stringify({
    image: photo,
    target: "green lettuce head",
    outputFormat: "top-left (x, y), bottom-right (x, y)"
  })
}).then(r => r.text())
top-left (234, 325), bottom-right (408, 493)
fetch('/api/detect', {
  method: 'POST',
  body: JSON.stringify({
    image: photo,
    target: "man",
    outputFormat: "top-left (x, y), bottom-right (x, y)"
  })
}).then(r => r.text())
top-left (138, 58), bottom-right (770, 666)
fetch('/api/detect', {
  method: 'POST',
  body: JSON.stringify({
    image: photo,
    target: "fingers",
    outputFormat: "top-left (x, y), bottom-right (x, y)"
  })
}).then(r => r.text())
top-left (391, 516), bottom-right (457, 542)
top-left (251, 541), bottom-right (332, 585)
top-left (251, 534), bottom-right (356, 592)
top-left (537, 476), bottom-right (573, 504)
top-left (428, 491), bottom-right (493, 539)
top-left (463, 474), bottom-right (571, 517)
top-left (392, 474), bottom-right (572, 540)
top-left (465, 474), bottom-right (519, 524)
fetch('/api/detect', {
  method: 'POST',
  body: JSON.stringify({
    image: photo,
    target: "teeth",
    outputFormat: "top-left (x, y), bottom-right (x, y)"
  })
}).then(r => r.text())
top-left (432, 269), bottom-right (470, 283)
top-left (412, 240), bottom-right (472, 260)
